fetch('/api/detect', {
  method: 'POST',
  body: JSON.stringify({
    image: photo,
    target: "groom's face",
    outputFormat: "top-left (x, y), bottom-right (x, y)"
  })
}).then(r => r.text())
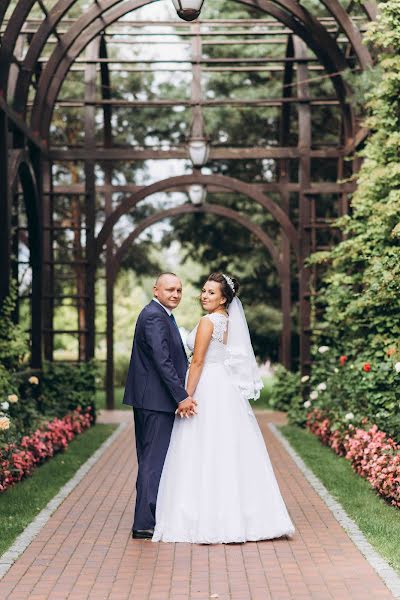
top-left (153, 275), bottom-right (183, 310)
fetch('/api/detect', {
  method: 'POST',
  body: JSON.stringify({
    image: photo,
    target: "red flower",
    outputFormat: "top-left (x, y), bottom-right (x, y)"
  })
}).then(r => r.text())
top-left (363, 362), bottom-right (371, 372)
top-left (339, 355), bottom-right (348, 366)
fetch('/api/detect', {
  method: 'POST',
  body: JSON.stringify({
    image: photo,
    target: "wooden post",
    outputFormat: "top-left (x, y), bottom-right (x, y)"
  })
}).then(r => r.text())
top-left (0, 108), bottom-right (10, 307)
top-left (295, 37), bottom-right (312, 376)
top-left (28, 145), bottom-right (43, 369)
top-left (42, 158), bottom-right (54, 360)
top-left (84, 40), bottom-right (99, 361)
top-left (100, 36), bottom-right (115, 410)
top-left (278, 34), bottom-right (295, 370)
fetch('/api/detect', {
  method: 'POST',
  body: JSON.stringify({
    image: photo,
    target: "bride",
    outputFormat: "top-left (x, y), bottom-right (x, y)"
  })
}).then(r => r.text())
top-left (152, 272), bottom-right (295, 544)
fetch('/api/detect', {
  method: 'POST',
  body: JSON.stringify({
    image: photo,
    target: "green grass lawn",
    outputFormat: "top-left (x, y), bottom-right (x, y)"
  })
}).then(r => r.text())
top-left (280, 425), bottom-right (400, 575)
top-left (0, 423), bottom-right (116, 556)
top-left (95, 386), bottom-right (129, 412)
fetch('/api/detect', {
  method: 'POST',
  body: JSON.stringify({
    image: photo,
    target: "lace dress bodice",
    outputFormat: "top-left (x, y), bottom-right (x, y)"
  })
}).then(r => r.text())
top-left (186, 313), bottom-right (228, 365)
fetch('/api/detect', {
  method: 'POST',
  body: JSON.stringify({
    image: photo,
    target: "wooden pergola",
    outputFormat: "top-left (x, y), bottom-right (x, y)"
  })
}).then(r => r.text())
top-left (0, 1), bottom-right (376, 407)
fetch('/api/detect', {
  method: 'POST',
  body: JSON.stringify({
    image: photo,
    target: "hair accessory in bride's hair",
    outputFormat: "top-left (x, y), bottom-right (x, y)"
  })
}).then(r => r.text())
top-left (222, 274), bottom-right (235, 295)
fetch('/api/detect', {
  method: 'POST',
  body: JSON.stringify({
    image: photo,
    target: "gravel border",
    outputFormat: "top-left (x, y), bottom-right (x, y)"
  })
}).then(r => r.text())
top-left (0, 421), bottom-right (127, 580)
top-left (269, 422), bottom-right (400, 599)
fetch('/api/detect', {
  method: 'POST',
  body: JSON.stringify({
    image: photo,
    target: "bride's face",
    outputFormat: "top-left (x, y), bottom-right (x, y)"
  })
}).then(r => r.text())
top-left (200, 281), bottom-right (227, 313)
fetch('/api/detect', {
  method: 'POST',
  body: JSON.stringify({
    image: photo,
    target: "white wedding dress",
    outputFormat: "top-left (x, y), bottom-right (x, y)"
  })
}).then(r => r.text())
top-left (152, 313), bottom-right (295, 544)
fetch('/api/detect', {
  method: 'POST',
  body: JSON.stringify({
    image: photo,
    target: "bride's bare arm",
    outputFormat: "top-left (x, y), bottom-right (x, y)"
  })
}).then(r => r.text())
top-left (186, 317), bottom-right (213, 396)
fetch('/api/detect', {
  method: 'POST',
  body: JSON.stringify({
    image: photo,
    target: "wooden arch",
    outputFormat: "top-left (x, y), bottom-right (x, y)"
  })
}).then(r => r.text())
top-left (8, 151), bottom-right (42, 367)
top-left (96, 174), bottom-right (299, 263)
top-left (111, 204), bottom-right (283, 276)
top-left (1, 0), bottom-right (374, 126)
top-left (103, 202), bottom-right (292, 407)
top-left (29, 0), bottom-right (357, 139)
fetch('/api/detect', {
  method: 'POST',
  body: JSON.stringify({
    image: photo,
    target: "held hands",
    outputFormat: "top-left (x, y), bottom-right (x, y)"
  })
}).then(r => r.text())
top-left (175, 396), bottom-right (198, 418)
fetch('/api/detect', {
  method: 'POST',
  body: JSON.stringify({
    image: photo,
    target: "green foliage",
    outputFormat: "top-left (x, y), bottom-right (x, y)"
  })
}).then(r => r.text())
top-left (244, 305), bottom-right (283, 363)
top-left (289, 350), bottom-right (400, 440)
top-left (268, 365), bottom-right (301, 413)
top-left (0, 285), bottom-right (29, 371)
top-left (0, 364), bottom-right (16, 398)
top-left (1, 361), bottom-right (97, 444)
top-left (0, 287), bottom-right (97, 441)
top-left (304, 1), bottom-right (400, 439)
top-left (4, 370), bottom-right (42, 438)
top-left (41, 361), bottom-right (97, 424)
top-left (113, 355), bottom-right (130, 388)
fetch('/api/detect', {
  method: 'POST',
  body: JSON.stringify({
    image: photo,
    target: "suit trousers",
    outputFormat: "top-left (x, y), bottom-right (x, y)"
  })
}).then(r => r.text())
top-left (133, 407), bottom-right (175, 530)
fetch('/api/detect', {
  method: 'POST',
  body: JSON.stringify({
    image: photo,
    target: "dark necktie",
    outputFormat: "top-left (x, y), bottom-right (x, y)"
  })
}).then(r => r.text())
top-left (170, 313), bottom-right (187, 361)
top-left (170, 313), bottom-right (180, 332)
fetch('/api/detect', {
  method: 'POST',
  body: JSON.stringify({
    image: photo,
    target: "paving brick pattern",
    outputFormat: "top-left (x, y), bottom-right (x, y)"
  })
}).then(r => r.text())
top-left (0, 411), bottom-right (395, 600)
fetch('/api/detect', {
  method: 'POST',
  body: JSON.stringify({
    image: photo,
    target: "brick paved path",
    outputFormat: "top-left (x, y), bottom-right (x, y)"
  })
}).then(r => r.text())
top-left (0, 411), bottom-right (395, 600)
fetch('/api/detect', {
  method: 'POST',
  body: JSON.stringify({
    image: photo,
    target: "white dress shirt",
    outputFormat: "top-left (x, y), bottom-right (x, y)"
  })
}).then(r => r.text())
top-left (152, 297), bottom-right (172, 316)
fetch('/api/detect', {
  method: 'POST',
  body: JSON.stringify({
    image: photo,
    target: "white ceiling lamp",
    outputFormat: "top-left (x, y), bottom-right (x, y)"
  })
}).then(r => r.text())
top-left (171, 0), bottom-right (205, 21)
top-left (187, 106), bottom-right (210, 167)
top-left (187, 137), bottom-right (210, 167)
top-left (188, 184), bottom-right (207, 205)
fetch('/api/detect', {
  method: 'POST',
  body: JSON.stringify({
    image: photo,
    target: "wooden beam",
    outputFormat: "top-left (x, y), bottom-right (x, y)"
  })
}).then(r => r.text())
top-left (46, 98), bottom-right (341, 108)
top-left (47, 181), bottom-right (355, 195)
top-left (1, 16), bottom-right (366, 28)
top-left (37, 57), bottom-right (320, 64)
top-left (49, 146), bottom-right (343, 160)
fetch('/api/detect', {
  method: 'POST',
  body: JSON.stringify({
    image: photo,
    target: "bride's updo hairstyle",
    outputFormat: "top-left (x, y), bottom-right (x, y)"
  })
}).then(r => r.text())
top-left (207, 272), bottom-right (240, 308)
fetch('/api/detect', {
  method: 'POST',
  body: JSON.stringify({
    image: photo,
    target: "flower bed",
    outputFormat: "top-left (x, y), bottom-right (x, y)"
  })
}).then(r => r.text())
top-left (0, 406), bottom-right (93, 493)
top-left (306, 408), bottom-right (400, 508)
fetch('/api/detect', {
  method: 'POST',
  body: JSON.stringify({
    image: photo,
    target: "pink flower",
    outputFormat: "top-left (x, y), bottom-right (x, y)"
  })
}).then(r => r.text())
top-left (0, 408), bottom-right (93, 493)
top-left (306, 413), bottom-right (400, 508)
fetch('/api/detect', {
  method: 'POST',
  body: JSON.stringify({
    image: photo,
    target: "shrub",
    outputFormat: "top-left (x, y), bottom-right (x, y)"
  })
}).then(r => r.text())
top-left (287, 349), bottom-right (400, 441)
top-left (40, 361), bottom-right (97, 424)
top-left (0, 407), bottom-right (93, 493)
top-left (0, 285), bottom-right (29, 371)
top-left (0, 361), bottom-right (97, 443)
top-left (268, 365), bottom-right (301, 412)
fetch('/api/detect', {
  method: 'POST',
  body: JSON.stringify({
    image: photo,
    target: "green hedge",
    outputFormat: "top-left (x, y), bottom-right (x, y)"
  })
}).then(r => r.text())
top-left (0, 287), bottom-right (97, 442)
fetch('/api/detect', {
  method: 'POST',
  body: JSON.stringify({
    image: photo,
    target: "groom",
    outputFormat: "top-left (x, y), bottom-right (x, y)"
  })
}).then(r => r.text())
top-left (123, 273), bottom-right (197, 539)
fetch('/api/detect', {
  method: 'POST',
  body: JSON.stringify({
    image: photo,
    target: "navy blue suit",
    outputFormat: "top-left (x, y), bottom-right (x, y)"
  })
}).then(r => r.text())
top-left (123, 299), bottom-right (188, 530)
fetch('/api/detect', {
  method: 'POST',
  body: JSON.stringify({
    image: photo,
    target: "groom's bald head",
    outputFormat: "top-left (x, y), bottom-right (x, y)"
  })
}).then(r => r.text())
top-left (153, 273), bottom-right (183, 310)
top-left (154, 272), bottom-right (179, 287)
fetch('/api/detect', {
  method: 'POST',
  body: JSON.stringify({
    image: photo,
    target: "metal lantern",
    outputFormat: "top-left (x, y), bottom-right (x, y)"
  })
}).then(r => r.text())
top-left (187, 137), bottom-right (210, 167)
top-left (188, 184), bottom-right (207, 205)
top-left (171, 0), bottom-right (205, 21)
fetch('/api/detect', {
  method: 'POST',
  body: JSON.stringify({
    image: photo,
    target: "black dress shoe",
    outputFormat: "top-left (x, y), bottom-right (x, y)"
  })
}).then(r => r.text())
top-left (132, 528), bottom-right (154, 539)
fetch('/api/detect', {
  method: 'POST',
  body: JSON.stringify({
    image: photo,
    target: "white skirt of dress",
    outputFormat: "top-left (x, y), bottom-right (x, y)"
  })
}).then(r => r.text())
top-left (152, 362), bottom-right (295, 544)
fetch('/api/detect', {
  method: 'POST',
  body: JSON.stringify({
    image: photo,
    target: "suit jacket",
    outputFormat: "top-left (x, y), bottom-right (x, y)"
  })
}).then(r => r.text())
top-left (123, 300), bottom-right (189, 412)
